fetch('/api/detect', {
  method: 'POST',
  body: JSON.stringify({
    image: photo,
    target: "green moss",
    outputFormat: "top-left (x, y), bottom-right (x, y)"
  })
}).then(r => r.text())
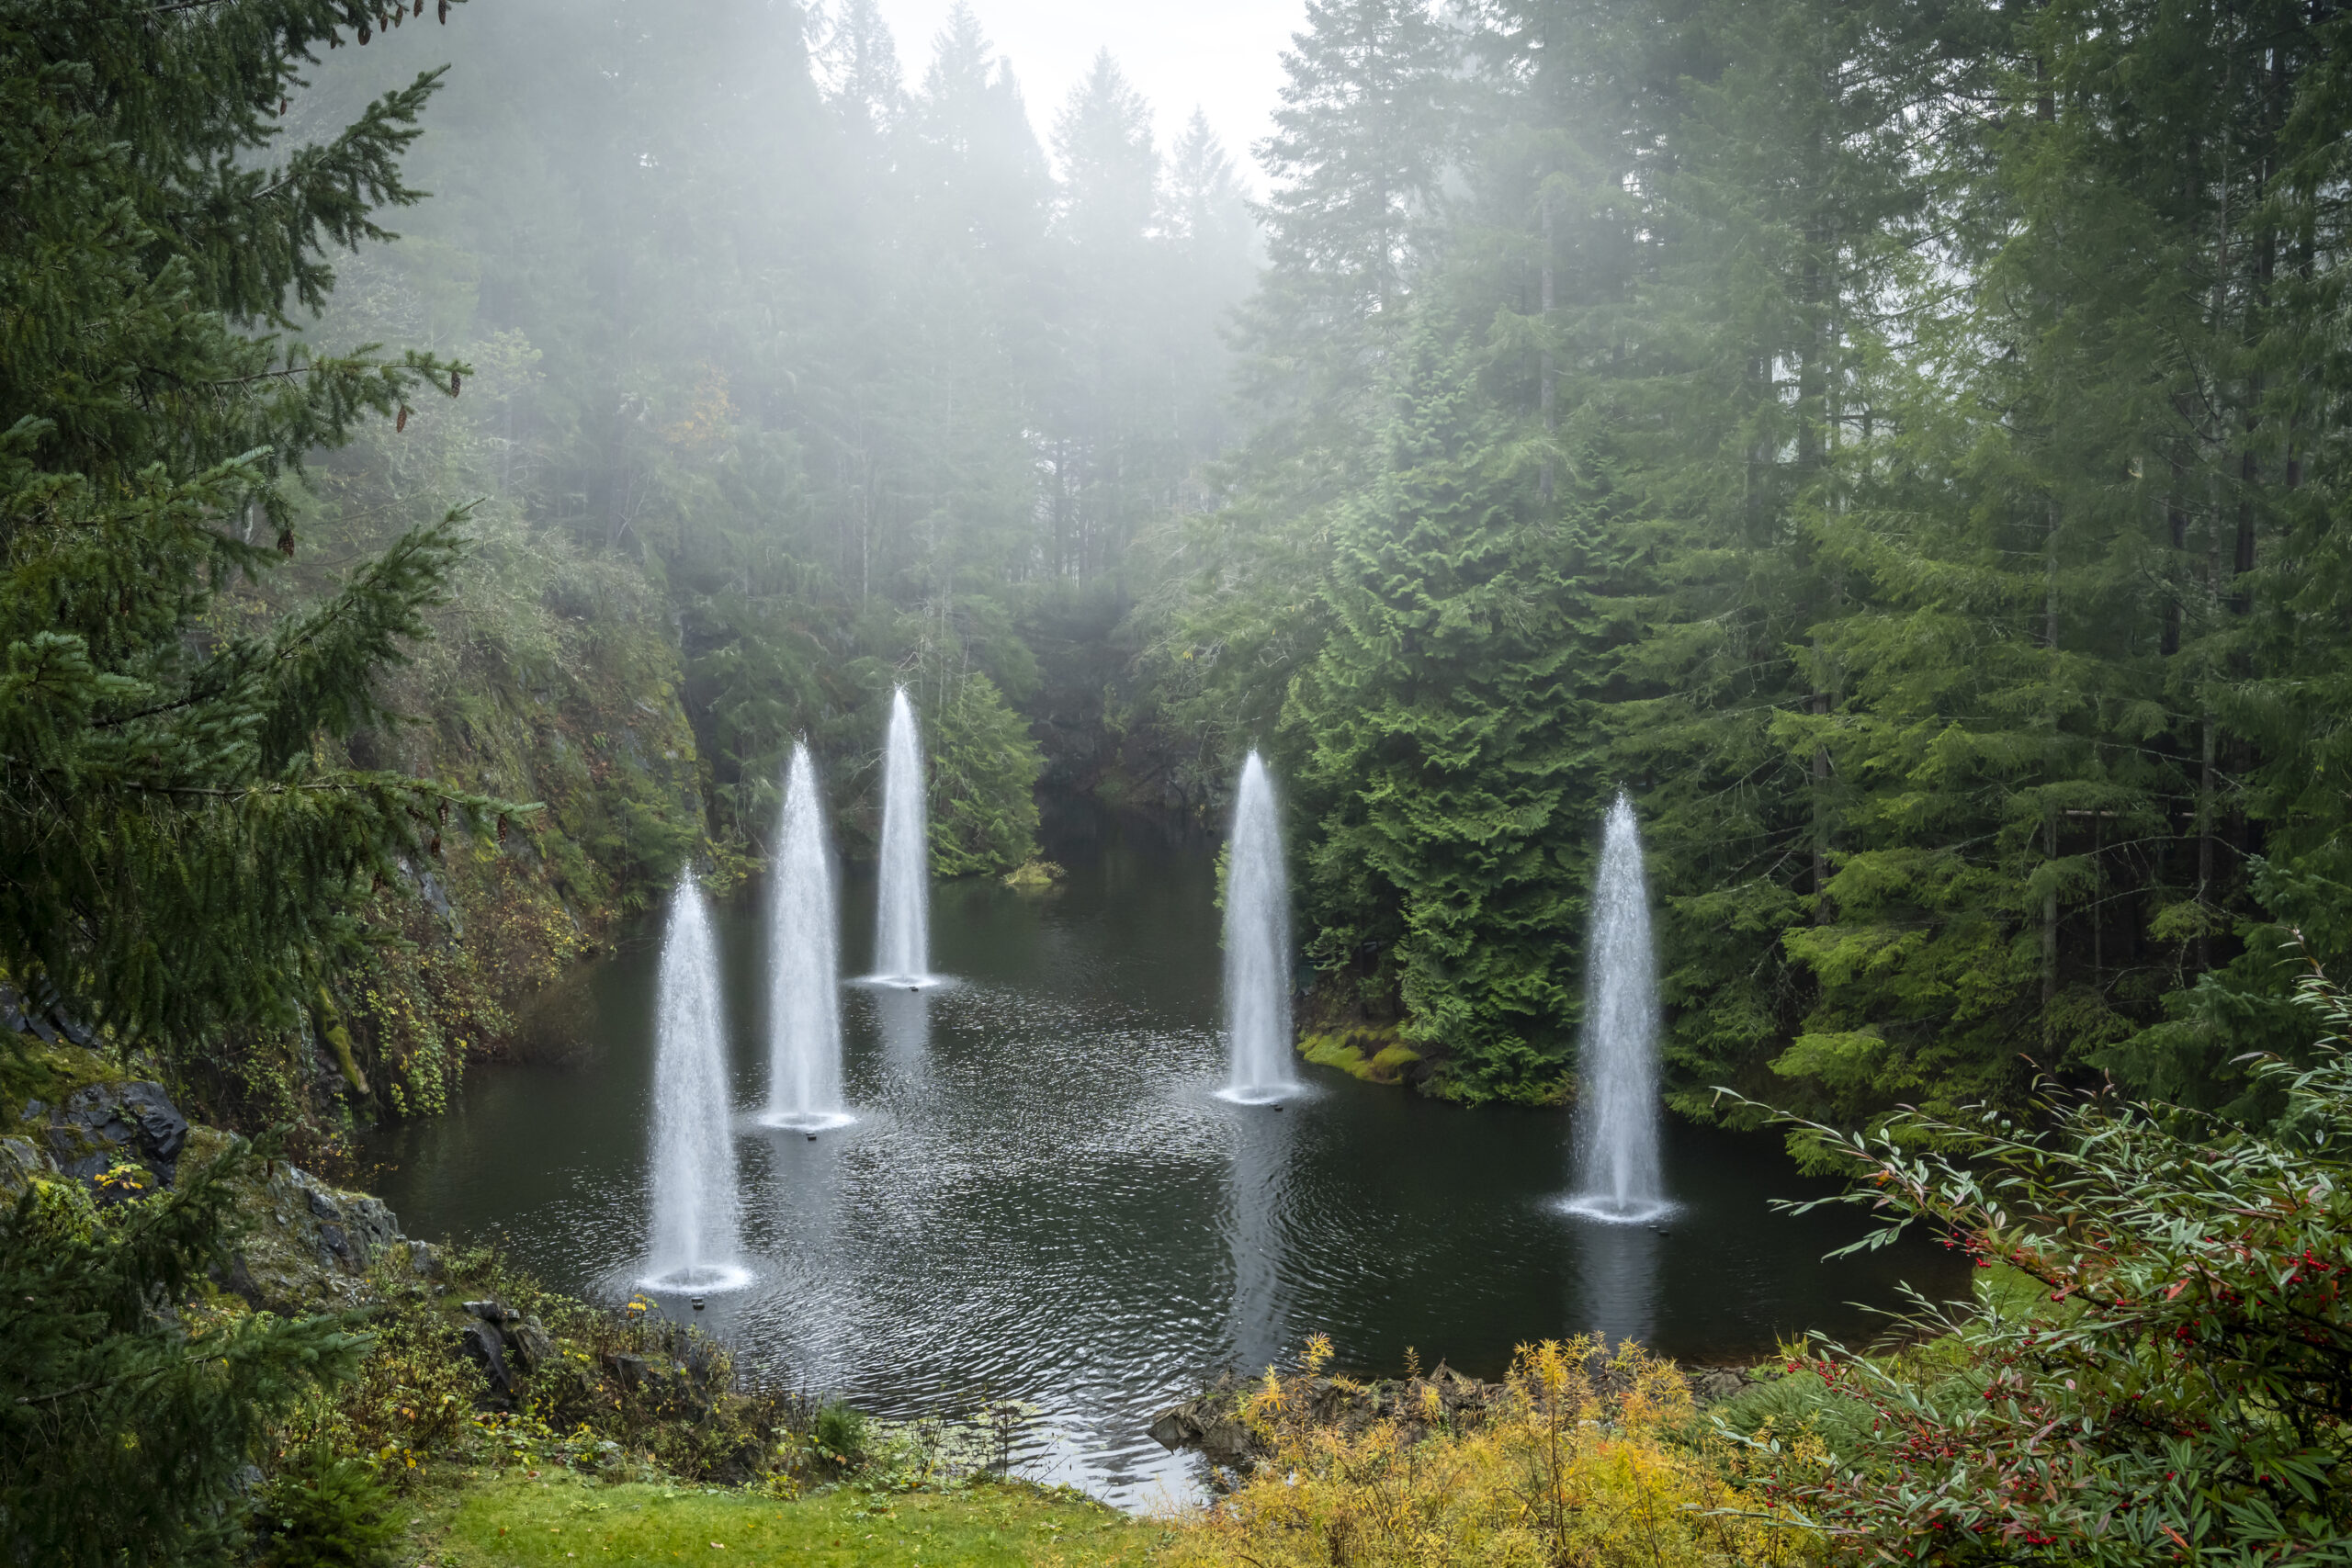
top-left (1299, 1026), bottom-right (1418, 1085)
top-left (1000, 860), bottom-right (1064, 892)
top-left (424, 1472), bottom-right (1159, 1568)
top-left (0, 1038), bottom-right (118, 1131)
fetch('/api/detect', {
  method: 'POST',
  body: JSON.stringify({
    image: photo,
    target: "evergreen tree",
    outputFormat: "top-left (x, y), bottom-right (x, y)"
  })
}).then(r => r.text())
top-left (0, 0), bottom-right (493, 1048)
top-left (1140, 0), bottom-right (1461, 779)
top-left (1290, 325), bottom-right (1591, 1101)
top-left (0, 1143), bottom-right (369, 1566)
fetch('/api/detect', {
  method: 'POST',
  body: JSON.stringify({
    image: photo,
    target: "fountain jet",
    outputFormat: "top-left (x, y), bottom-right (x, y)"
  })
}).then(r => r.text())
top-left (763, 742), bottom-right (851, 1131)
top-left (1219, 751), bottom-right (1298, 1104)
top-left (643, 870), bottom-right (750, 1292)
top-left (871, 687), bottom-right (933, 986)
top-left (1564, 792), bottom-right (1671, 1224)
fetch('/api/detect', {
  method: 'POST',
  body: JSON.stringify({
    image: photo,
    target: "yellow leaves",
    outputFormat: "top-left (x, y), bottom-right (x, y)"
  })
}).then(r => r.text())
top-left (1166, 1337), bottom-right (1809, 1568)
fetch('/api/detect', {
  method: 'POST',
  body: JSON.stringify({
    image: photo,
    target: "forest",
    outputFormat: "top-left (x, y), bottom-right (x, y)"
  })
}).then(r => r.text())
top-left (214, 0), bottom-right (2352, 1137)
top-left (8, 0), bottom-right (2352, 1562)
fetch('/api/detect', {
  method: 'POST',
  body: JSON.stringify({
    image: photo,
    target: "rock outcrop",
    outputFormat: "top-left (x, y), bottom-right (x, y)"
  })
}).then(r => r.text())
top-left (1151, 1358), bottom-right (1764, 1474)
top-left (192, 1126), bottom-right (437, 1311)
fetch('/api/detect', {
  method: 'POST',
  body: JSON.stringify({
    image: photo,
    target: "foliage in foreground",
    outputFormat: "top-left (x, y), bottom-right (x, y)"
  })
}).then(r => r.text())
top-left (0, 1138), bottom-right (365, 1568)
top-left (1724, 957), bottom-right (2352, 1564)
top-left (0, 0), bottom-right (514, 1055)
top-left (1163, 1333), bottom-right (1804, 1568)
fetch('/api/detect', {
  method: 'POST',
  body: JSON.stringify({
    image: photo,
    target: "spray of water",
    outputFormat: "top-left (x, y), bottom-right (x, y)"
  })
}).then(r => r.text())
top-left (764, 742), bottom-right (851, 1131)
top-left (643, 870), bottom-right (750, 1291)
top-left (872, 687), bottom-right (933, 985)
top-left (1220, 750), bottom-right (1298, 1103)
top-left (1563, 792), bottom-right (1670, 1224)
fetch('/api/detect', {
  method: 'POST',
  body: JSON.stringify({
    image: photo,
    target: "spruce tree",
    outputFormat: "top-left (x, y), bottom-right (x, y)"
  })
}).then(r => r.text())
top-left (0, 1142), bottom-right (368, 1567)
top-left (1290, 325), bottom-right (1591, 1101)
top-left (0, 0), bottom-right (496, 1049)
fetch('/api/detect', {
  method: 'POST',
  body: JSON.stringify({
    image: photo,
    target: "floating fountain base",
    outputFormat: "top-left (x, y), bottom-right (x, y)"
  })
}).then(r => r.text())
top-left (1216, 1082), bottom-right (1304, 1108)
top-left (637, 1262), bottom-right (754, 1295)
top-left (1555, 1194), bottom-right (1678, 1227)
top-left (852, 972), bottom-right (954, 991)
top-left (755, 1108), bottom-right (857, 1133)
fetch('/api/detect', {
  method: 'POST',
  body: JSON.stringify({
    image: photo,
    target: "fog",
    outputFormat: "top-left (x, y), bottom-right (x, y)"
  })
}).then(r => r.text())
top-left (870, 0), bottom-right (1306, 177)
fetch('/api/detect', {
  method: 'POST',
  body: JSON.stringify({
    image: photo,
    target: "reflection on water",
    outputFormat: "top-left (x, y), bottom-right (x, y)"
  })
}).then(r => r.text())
top-left (366, 806), bottom-right (1966, 1507)
top-left (870, 985), bottom-right (931, 1068)
top-left (1572, 1215), bottom-right (1660, 1349)
top-left (1227, 1104), bottom-right (1295, 1378)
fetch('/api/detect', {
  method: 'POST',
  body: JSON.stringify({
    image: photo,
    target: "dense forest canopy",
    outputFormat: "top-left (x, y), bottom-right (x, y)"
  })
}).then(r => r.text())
top-left (12, 0), bottom-right (2352, 1144)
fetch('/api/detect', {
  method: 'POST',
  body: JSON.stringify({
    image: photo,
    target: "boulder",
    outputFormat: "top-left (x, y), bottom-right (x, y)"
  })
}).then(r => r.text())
top-left (41, 1081), bottom-right (188, 1200)
top-left (460, 1321), bottom-right (515, 1400)
top-left (201, 1130), bottom-right (411, 1311)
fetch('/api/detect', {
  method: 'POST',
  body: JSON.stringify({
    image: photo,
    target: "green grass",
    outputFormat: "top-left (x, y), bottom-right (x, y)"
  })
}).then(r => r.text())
top-left (416, 1470), bottom-right (1165, 1568)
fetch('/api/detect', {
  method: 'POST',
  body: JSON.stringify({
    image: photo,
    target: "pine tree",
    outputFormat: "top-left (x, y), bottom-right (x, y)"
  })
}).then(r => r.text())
top-left (0, 0), bottom-right (499, 1050)
top-left (1, 1139), bottom-right (370, 1566)
top-left (1290, 325), bottom-right (1592, 1101)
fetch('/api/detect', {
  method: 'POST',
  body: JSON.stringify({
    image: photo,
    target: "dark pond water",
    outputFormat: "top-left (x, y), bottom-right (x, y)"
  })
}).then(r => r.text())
top-left (366, 806), bottom-right (1965, 1506)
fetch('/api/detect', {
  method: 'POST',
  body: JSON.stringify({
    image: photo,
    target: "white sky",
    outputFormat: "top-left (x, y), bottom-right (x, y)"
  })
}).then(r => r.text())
top-left (867, 0), bottom-right (1306, 185)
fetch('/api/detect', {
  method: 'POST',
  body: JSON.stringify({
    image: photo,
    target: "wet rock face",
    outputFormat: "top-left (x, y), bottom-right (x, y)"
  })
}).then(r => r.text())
top-left (198, 1128), bottom-right (424, 1312)
top-left (20, 1080), bottom-right (190, 1202)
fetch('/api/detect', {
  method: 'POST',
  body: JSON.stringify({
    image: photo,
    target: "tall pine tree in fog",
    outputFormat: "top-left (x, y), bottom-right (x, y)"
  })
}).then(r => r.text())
top-left (0, 0), bottom-right (490, 1048)
top-left (1292, 328), bottom-right (1592, 1100)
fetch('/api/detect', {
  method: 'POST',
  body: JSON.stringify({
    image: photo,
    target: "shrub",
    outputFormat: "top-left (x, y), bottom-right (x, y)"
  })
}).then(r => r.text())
top-left (0, 1137), bottom-right (367, 1568)
top-left (1722, 953), bottom-right (2352, 1563)
top-left (1162, 1334), bottom-right (1804, 1567)
top-left (257, 1444), bottom-right (401, 1568)
top-left (812, 1402), bottom-right (869, 1470)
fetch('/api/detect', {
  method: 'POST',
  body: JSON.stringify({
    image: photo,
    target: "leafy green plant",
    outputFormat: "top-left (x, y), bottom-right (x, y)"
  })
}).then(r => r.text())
top-left (812, 1402), bottom-right (870, 1471)
top-left (1724, 952), bottom-right (2352, 1563)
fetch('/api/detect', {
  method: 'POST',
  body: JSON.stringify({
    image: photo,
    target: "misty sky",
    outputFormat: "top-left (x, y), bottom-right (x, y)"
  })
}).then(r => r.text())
top-left (870, 0), bottom-right (1306, 181)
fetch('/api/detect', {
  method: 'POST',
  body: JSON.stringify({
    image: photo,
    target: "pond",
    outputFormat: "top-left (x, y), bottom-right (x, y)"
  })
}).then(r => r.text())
top-left (366, 805), bottom-right (1966, 1506)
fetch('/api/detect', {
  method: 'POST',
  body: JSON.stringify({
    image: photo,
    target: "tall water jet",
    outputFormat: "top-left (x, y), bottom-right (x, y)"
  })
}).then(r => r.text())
top-left (643, 870), bottom-right (749, 1292)
top-left (1220, 751), bottom-right (1298, 1103)
top-left (871, 687), bottom-right (932, 985)
top-left (764, 742), bottom-right (851, 1131)
top-left (1565, 792), bottom-right (1669, 1224)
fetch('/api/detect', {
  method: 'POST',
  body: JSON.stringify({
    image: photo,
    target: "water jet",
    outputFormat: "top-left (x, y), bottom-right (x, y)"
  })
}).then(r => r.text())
top-left (868, 687), bottom-right (934, 987)
top-left (1217, 751), bottom-right (1299, 1105)
top-left (640, 871), bottom-right (751, 1293)
top-left (762, 741), bottom-right (853, 1132)
top-left (1561, 793), bottom-right (1672, 1226)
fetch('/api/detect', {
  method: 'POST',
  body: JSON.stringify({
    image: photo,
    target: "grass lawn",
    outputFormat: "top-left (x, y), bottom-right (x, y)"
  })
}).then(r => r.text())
top-left (412, 1470), bottom-right (1169, 1568)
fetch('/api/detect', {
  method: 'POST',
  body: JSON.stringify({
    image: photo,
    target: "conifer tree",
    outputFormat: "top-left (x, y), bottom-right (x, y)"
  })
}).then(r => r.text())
top-left (1291, 325), bottom-right (1591, 1100)
top-left (0, 0), bottom-right (494, 1049)
top-left (1143, 0), bottom-right (1461, 766)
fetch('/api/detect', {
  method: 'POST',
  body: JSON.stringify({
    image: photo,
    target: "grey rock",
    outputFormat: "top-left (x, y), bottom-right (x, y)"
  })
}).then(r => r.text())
top-left (461, 1321), bottom-right (514, 1397)
top-left (43, 1081), bottom-right (188, 1199)
top-left (509, 1316), bottom-right (556, 1376)
top-left (0, 1135), bottom-right (56, 1201)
